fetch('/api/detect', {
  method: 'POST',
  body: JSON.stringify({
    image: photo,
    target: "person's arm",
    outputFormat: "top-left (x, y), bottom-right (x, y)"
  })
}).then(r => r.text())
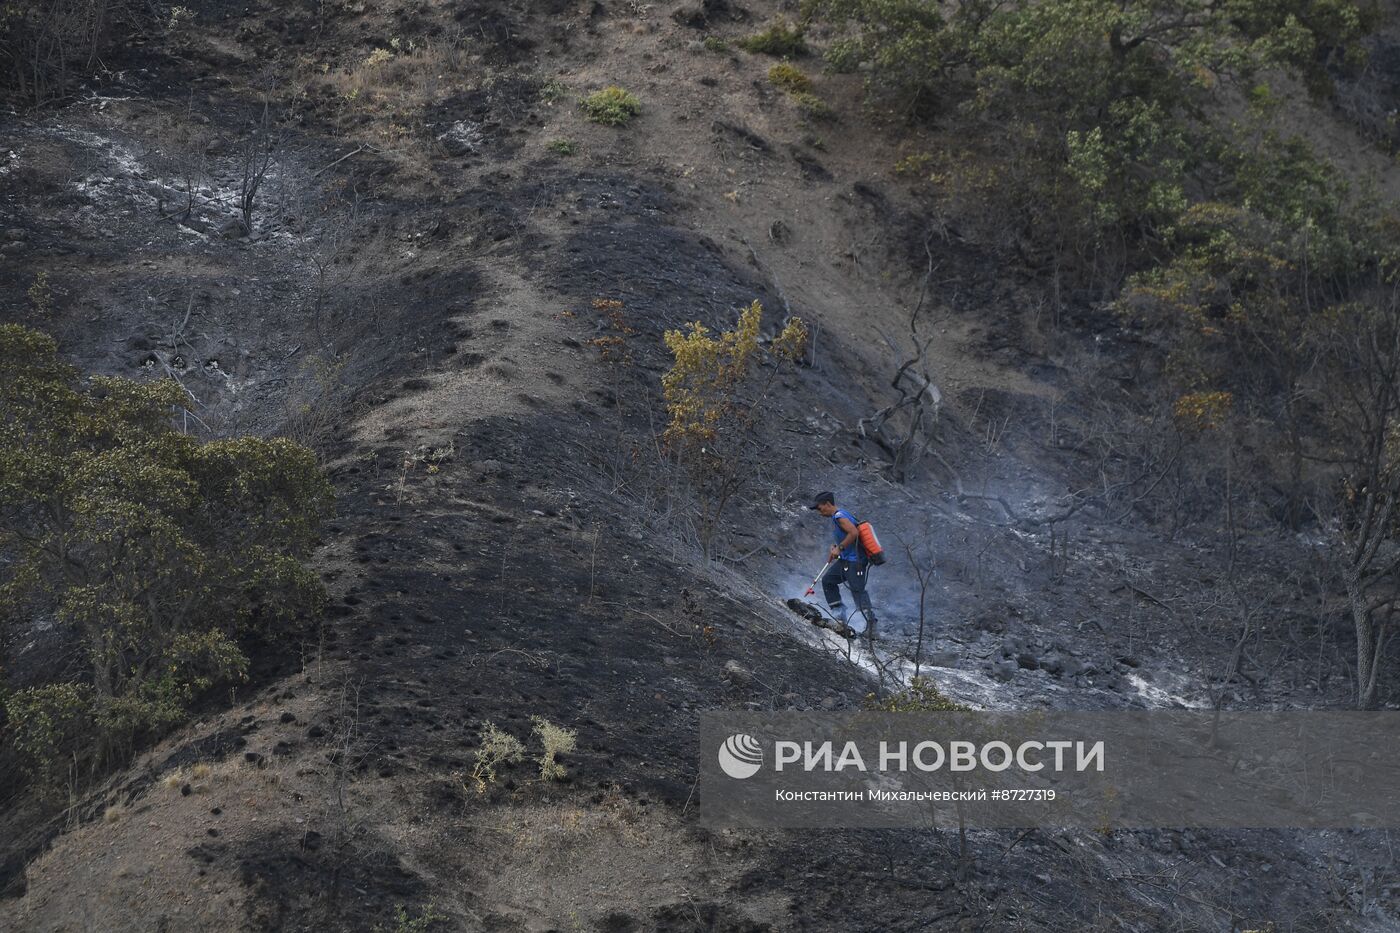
top-left (829, 516), bottom-right (858, 561)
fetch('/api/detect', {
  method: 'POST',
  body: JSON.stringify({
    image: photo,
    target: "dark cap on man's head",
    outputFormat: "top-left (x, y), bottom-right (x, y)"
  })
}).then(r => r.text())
top-left (808, 491), bottom-right (835, 509)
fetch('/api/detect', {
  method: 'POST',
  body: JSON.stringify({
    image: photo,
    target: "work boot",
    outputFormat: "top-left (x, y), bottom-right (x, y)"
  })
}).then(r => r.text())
top-left (861, 611), bottom-right (878, 642)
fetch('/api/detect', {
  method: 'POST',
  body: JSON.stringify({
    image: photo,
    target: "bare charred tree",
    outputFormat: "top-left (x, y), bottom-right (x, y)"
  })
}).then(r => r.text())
top-left (858, 231), bottom-right (943, 482)
top-left (0, 0), bottom-right (144, 106)
top-left (1314, 287), bottom-right (1400, 709)
top-left (897, 530), bottom-right (938, 678)
top-left (238, 101), bottom-right (281, 237)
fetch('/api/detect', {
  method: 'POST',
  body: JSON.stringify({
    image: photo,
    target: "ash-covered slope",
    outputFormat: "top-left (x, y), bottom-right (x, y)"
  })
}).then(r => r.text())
top-left (2, 0), bottom-right (1397, 930)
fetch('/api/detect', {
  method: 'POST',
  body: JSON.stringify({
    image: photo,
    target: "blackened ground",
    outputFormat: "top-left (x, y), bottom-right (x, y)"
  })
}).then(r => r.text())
top-left (3, 0), bottom-right (1399, 928)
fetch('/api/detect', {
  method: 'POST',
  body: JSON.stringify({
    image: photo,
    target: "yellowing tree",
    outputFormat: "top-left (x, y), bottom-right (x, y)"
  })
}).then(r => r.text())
top-left (662, 301), bottom-right (807, 559)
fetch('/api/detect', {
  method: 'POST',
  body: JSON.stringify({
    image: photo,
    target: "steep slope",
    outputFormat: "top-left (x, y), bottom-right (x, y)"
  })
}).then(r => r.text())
top-left (2, 1), bottom-right (1398, 931)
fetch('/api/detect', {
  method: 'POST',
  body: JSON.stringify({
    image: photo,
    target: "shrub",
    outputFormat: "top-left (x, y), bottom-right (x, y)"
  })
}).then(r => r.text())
top-left (0, 325), bottom-right (332, 794)
top-left (3, 684), bottom-right (93, 800)
top-left (791, 91), bottom-right (834, 121)
top-left (768, 62), bottom-right (812, 94)
top-left (662, 301), bottom-right (807, 558)
top-left (1173, 391), bottom-right (1233, 432)
top-left (805, 0), bottom-right (956, 103)
top-left (532, 716), bottom-right (577, 781)
top-left (703, 35), bottom-right (728, 52)
top-left (893, 152), bottom-right (933, 177)
top-left (546, 138), bottom-right (578, 156)
top-left (469, 722), bottom-right (525, 792)
top-left (386, 903), bottom-right (447, 933)
top-left (539, 78), bottom-right (568, 103)
top-left (738, 22), bottom-right (806, 56)
top-left (27, 271), bottom-right (53, 316)
top-left (865, 676), bottom-right (970, 712)
top-left (580, 86), bottom-right (641, 126)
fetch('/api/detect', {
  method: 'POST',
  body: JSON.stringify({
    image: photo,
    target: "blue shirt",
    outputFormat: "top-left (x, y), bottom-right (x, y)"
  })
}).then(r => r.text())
top-left (831, 509), bottom-right (860, 562)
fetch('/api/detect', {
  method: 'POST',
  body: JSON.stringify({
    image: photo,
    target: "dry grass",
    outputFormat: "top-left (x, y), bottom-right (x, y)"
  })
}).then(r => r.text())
top-left (311, 40), bottom-right (469, 115)
top-left (501, 795), bottom-right (653, 859)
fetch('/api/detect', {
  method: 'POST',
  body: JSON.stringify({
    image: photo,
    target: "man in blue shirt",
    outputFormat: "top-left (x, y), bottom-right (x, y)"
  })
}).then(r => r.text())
top-left (809, 491), bottom-right (878, 639)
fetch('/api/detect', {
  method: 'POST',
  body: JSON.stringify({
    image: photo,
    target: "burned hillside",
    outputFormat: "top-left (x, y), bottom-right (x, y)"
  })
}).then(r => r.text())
top-left (3, 0), bottom-right (1400, 931)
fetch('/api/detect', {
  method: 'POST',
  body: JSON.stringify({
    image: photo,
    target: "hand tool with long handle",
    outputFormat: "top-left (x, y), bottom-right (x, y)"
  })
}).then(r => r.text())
top-left (803, 560), bottom-right (832, 597)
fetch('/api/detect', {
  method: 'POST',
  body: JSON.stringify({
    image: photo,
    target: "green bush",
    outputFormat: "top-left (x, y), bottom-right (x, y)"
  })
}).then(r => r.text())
top-left (0, 324), bottom-right (332, 794)
top-left (3, 684), bottom-right (93, 800)
top-left (768, 62), bottom-right (812, 94)
top-left (539, 78), bottom-right (568, 103)
top-left (580, 86), bottom-right (641, 126)
top-left (738, 22), bottom-right (806, 56)
top-left (702, 35), bottom-right (728, 52)
top-left (547, 138), bottom-right (578, 156)
top-left (384, 903), bottom-right (447, 933)
top-left (791, 91), bottom-right (834, 121)
top-left (803, 0), bottom-right (1375, 280)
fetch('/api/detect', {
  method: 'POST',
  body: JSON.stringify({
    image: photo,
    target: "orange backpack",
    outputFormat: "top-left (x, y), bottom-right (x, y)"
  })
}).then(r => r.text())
top-left (857, 519), bottom-right (886, 565)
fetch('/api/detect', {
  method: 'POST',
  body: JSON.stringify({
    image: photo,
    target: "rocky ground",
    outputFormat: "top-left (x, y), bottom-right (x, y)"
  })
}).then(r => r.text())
top-left (2, 0), bottom-right (1398, 930)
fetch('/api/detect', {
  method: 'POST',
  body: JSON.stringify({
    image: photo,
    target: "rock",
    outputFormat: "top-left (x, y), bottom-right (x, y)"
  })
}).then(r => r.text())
top-left (989, 659), bottom-right (1017, 682)
top-left (926, 650), bottom-right (958, 668)
top-left (672, 0), bottom-right (736, 28)
top-left (820, 695), bottom-right (839, 710)
top-left (437, 121), bottom-right (484, 156)
top-left (1015, 652), bottom-right (1039, 670)
top-left (723, 659), bottom-right (753, 685)
top-left (974, 613), bottom-right (1006, 634)
top-left (3, 228), bottom-right (27, 241)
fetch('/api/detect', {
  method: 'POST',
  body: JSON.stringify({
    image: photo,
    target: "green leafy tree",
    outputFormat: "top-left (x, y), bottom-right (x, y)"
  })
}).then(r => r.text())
top-left (0, 325), bottom-right (332, 793)
top-left (1120, 130), bottom-right (1366, 524)
top-left (806, 0), bottom-right (1373, 281)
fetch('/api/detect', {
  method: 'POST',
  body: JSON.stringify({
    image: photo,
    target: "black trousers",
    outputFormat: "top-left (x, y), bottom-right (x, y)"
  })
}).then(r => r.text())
top-left (821, 559), bottom-right (873, 617)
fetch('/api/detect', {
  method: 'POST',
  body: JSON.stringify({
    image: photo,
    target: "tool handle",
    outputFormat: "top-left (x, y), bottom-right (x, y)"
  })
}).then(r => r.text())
top-left (803, 560), bottom-right (833, 597)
